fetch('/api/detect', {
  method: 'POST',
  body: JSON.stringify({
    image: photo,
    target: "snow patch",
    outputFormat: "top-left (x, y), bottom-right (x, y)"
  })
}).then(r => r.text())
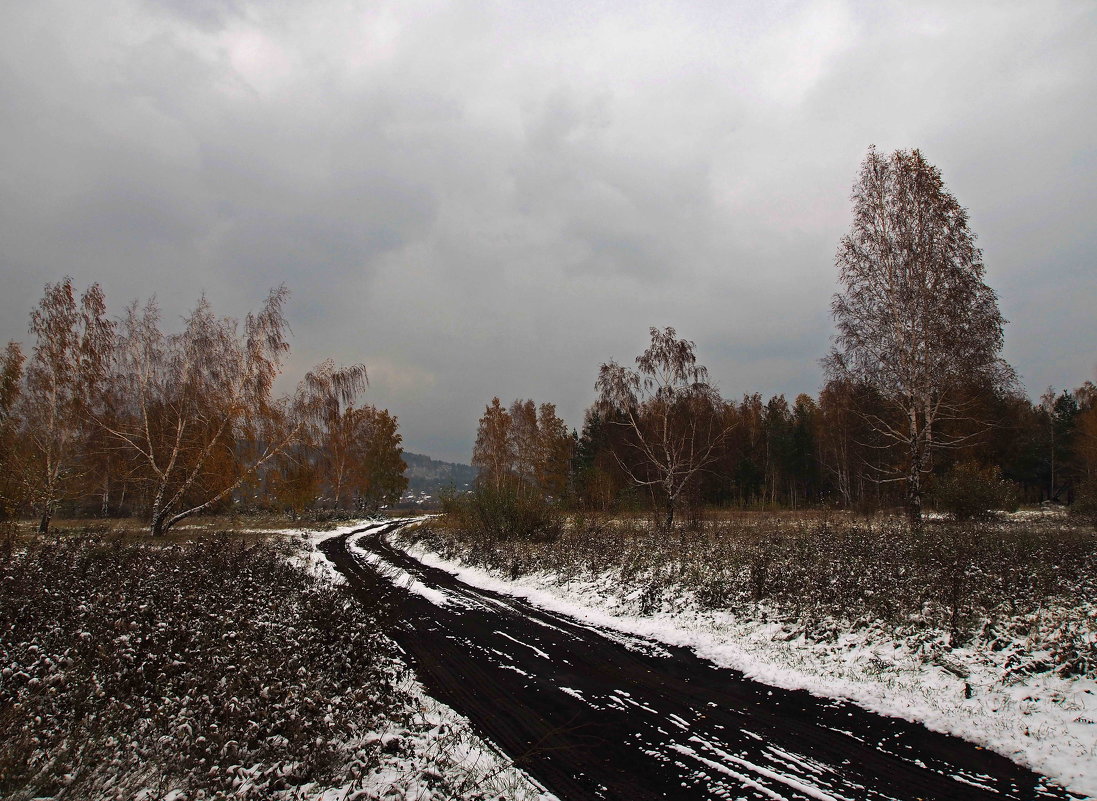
top-left (292, 519), bottom-right (556, 801)
top-left (401, 539), bottom-right (1097, 799)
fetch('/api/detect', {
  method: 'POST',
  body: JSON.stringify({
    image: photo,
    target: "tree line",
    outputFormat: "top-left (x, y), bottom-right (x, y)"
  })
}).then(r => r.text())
top-left (568, 366), bottom-right (1096, 515)
top-left (0, 283), bottom-right (407, 534)
top-left (471, 147), bottom-right (1097, 528)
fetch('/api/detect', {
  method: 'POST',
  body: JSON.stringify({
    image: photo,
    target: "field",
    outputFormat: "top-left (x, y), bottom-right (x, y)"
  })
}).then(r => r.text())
top-left (0, 522), bottom-right (550, 801)
top-left (4, 508), bottom-right (1095, 797)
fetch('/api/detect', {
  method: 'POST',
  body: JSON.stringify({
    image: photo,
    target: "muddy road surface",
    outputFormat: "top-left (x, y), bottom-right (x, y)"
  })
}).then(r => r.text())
top-left (320, 521), bottom-right (1077, 801)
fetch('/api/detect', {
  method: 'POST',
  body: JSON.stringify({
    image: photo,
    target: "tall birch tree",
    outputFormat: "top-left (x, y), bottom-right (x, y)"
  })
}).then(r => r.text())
top-left (472, 397), bottom-right (512, 490)
top-left (825, 147), bottom-right (1013, 524)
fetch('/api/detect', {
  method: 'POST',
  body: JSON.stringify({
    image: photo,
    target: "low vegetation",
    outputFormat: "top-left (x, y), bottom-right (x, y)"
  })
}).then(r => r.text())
top-left (929, 461), bottom-right (1020, 521)
top-left (406, 511), bottom-right (1097, 677)
top-left (0, 532), bottom-right (409, 800)
top-left (1073, 478), bottom-right (1097, 528)
top-left (441, 481), bottom-right (564, 545)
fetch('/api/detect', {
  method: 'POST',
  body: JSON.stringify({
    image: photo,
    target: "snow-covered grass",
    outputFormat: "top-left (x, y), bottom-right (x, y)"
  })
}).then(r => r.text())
top-left (398, 513), bottom-right (1097, 799)
top-left (0, 524), bottom-right (553, 801)
top-left (344, 671), bottom-right (556, 801)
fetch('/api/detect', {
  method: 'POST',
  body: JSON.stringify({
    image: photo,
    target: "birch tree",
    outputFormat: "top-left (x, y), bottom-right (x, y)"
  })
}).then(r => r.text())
top-left (21, 280), bottom-right (114, 532)
top-left (472, 398), bottom-right (574, 499)
top-left (509, 399), bottom-right (540, 490)
top-left (0, 343), bottom-right (26, 518)
top-left (106, 288), bottom-right (368, 535)
top-left (319, 403), bottom-right (407, 511)
top-left (825, 147), bottom-right (1013, 524)
top-left (266, 359), bottom-right (373, 516)
top-left (334, 406), bottom-right (408, 511)
top-left (472, 397), bottom-right (512, 490)
top-left (596, 327), bottom-right (730, 530)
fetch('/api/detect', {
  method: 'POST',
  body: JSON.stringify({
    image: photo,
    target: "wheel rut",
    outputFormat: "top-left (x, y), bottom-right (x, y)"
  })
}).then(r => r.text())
top-left (320, 522), bottom-right (1080, 801)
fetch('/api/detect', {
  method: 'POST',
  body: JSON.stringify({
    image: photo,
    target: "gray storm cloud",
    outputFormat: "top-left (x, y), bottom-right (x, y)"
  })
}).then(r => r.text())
top-left (2, 0), bottom-right (1095, 463)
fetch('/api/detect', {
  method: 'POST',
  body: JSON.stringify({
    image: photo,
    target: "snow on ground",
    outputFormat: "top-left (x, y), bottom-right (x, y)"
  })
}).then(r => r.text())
top-left (283, 519), bottom-right (416, 585)
top-left (400, 538), bottom-right (1097, 799)
top-left (302, 670), bottom-right (557, 801)
top-left (347, 525), bottom-right (455, 608)
top-left (294, 520), bottom-right (557, 801)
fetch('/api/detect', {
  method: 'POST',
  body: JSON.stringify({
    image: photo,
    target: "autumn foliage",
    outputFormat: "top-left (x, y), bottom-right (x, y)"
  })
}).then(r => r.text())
top-left (0, 281), bottom-right (406, 533)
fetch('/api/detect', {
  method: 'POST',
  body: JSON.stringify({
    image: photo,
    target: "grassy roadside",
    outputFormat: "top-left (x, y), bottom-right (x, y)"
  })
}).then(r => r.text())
top-left (395, 509), bottom-right (1097, 795)
top-left (402, 510), bottom-right (1097, 677)
top-left (0, 514), bottom-right (344, 546)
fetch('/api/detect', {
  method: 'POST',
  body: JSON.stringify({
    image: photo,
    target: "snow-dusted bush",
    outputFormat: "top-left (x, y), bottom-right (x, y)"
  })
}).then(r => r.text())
top-left (0, 534), bottom-right (409, 800)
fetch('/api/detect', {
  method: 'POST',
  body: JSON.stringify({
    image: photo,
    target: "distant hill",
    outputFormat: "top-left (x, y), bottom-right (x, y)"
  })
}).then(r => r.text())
top-left (398, 452), bottom-right (478, 508)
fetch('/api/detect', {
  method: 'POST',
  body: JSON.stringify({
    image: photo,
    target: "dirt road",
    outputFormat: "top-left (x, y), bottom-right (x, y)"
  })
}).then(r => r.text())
top-left (321, 521), bottom-right (1078, 800)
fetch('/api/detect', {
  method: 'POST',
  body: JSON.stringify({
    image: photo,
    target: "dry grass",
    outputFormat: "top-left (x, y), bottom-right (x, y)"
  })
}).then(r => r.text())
top-left (0, 513), bottom-right (366, 549)
top-left (407, 509), bottom-right (1097, 676)
top-left (0, 532), bottom-right (409, 800)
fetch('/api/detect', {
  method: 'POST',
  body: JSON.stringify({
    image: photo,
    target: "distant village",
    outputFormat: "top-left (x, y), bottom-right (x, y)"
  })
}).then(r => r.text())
top-left (396, 452), bottom-right (477, 509)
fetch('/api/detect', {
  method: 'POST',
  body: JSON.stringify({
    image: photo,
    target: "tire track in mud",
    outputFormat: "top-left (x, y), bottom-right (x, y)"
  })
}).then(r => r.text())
top-left (321, 522), bottom-right (1080, 801)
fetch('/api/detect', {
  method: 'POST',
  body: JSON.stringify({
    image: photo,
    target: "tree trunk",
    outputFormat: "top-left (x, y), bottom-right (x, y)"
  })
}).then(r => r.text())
top-left (907, 442), bottom-right (924, 528)
top-left (907, 476), bottom-right (923, 527)
top-left (662, 475), bottom-right (677, 531)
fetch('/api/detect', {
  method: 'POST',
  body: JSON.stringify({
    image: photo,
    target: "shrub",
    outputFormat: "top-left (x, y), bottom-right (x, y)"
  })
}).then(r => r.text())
top-left (931, 462), bottom-right (1020, 521)
top-left (444, 479), bottom-right (563, 545)
top-left (1072, 478), bottom-right (1097, 528)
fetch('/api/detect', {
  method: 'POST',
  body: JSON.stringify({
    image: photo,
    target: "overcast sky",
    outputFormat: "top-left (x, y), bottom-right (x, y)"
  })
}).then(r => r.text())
top-left (2, 1), bottom-right (1095, 463)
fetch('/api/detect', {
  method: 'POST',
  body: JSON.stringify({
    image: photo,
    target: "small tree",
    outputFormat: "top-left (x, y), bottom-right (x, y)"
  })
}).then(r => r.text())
top-left (1073, 478), bottom-right (1097, 529)
top-left (535, 402), bottom-right (575, 500)
top-left (322, 405), bottom-right (408, 511)
top-left (596, 327), bottom-right (730, 530)
top-left (1072, 382), bottom-right (1097, 525)
top-left (0, 343), bottom-right (26, 519)
top-left (571, 408), bottom-right (627, 512)
top-left (269, 457), bottom-right (321, 520)
top-left (1039, 387), bottom-right (1080, 503)
top-left (826, 147), bottom-right (1014, 525)
top-left (0, 344), bottom-right (23, 423)
top-left (20, 279), bottom-right (114, 532)
top-left (1076, 382), bottom-right (1097, 486)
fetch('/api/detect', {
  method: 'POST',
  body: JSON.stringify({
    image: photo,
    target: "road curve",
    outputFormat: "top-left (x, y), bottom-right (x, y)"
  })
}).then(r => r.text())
top-left (321, 521), bottom-right (1079, 801)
